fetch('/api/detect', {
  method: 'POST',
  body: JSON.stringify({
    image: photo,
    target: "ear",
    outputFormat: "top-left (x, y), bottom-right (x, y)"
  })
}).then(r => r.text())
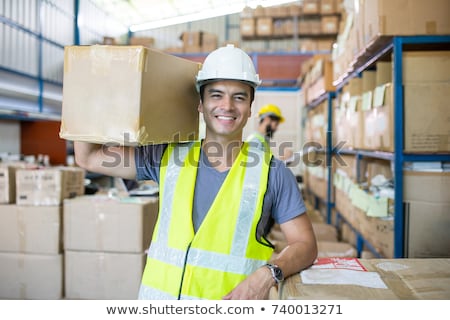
top-left (198, 101), bottom-right (203, 113)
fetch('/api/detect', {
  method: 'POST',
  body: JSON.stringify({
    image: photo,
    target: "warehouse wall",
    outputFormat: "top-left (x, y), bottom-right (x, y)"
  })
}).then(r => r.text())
top-left (0, 120), bottom-right (20, 154)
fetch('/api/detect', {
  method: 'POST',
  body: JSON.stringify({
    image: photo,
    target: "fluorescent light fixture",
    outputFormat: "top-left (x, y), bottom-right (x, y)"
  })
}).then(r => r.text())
top-left (130, 0), bottom-right (300, 32)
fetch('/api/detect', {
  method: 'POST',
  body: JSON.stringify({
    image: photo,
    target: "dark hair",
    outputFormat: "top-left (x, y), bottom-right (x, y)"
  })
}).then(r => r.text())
top-left (199, 81), bottom-right (255, 103)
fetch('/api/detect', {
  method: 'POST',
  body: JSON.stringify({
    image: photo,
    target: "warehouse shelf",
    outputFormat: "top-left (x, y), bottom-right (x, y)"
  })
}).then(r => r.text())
top-left (304, 35), bottom-right (450, 258)
top-left (335, 212), bottom-right (383, 259)
top-left (339, 149), bottom-right (394, 161)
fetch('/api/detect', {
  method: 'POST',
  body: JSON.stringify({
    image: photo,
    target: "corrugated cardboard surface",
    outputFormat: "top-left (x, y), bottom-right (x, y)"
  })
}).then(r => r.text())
top-left (364, 0), bottom-right (450, 44)
top-left (64, 195), bottom-right (159, 253)
top-left (60, 45), bottom-right (200, 146)
top-left (317, 241), bottom-right (357, 258)
top-left (404, 83), bottom-right (450, 153)
top-left (0, 252), bottom-right (63, 299)
top-left (0, 165), bottom-right (16, 204)
top-left (16, 167), bottom-right (84, 206)
top-left (403, 51), bottom-right (450, 83)
top-left (65, 250), bottom-right (145, 300)
top-left (404, 171), bottom-right (450, 203)
top-left (0, 205), bottom-right (62, 254)
top-left (312, 223), bottom-right (338, 242)
top-left (279, 258), bottom-right (450, 299)
top-left (405, 201), bottom-right (450, 258)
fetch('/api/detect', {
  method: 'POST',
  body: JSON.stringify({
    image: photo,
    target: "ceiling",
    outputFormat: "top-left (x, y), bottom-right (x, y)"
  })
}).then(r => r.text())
top-left (91, 0), bottom-right (300, 31)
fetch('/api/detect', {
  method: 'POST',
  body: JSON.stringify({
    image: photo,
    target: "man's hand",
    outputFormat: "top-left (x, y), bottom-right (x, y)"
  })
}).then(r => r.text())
top-left (222, 266), bottom-right (274, 300)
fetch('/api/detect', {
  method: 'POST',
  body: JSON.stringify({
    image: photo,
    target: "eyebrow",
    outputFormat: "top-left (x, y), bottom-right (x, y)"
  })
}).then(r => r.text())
top-left (207, 88), bottom-right (249, 97)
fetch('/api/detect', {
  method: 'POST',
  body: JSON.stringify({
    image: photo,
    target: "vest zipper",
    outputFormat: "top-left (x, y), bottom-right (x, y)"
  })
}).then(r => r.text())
top-left (177, 241), bottom-right (192, 300)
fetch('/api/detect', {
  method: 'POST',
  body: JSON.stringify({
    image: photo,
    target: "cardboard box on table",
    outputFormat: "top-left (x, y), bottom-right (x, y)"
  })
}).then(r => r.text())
top-left (60, 45), bottom-right (200, 146)
top-left (277, 258), bottom-right (450, 299)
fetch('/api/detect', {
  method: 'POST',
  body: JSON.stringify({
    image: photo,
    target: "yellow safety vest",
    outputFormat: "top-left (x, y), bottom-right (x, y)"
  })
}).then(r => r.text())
top-left (138, 140), bottom-right (273, 300)
top-left (246, 132), bottom-right (270, 153)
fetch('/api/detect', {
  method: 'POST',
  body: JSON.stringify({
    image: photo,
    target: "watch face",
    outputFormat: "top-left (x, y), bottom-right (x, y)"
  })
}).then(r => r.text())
top-left (274, 266), bottom-right (283, 281)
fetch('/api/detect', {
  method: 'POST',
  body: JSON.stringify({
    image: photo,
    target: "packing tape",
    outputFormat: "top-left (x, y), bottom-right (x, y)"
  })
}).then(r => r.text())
top-left (94, 200), bottom-right (105, 250)
top-left (65, 45), bottom-right (146, 75)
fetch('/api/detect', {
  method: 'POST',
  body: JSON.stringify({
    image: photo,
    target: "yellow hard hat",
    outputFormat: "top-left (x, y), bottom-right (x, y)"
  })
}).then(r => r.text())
top-left (257, 104), bottom-right (285, 123)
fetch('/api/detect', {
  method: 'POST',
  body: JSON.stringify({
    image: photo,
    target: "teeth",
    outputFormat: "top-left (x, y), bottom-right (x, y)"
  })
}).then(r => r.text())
top-left (217, 116), bottom-right (234, 120)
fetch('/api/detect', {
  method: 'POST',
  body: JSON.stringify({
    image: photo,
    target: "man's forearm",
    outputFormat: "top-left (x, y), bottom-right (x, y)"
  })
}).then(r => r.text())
top-left (74, 141), bottom-right (137, 179)
top-left (270, 240), bottom-right (317, 279)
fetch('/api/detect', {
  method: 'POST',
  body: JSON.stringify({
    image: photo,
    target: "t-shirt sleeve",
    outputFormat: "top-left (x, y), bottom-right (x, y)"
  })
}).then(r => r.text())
top-left (134, 143), bottom-right (168, 183)
top-left (269, 158), bottom-right (306, 224)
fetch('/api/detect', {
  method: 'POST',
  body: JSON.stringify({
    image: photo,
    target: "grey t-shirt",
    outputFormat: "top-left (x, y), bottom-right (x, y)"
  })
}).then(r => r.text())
top-left (135, 143), bottom-right (305, 235)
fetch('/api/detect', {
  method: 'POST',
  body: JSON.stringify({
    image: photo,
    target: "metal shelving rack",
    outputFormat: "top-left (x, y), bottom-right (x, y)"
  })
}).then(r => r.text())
top-left (305, 35), bottom-right (450, 258)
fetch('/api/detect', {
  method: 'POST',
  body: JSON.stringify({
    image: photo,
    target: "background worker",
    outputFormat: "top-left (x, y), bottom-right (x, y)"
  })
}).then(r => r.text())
top-left (73, 44), bottom-right (317, 300)
top-left (248, 104), bottom-right (294, 162)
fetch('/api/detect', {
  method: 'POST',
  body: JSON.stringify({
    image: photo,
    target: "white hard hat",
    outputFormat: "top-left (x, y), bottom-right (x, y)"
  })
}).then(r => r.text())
top-left (196, 44), bottom-right (261, 92)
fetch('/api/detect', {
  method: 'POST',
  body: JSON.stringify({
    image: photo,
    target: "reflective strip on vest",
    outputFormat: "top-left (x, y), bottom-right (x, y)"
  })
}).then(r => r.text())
top-left (139, 141), bottom-right (272, 300)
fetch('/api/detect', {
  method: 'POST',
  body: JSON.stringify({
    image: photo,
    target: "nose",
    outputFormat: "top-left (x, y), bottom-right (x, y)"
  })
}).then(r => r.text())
top-left (218, 95), bottom-right (234, 112)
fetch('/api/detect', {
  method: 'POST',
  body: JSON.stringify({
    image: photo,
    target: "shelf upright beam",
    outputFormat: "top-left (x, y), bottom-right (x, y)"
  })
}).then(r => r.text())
top-left (74, 0), bottom-right (80, 45)
top-left (37, 0), bottom-right (44, 113)
top-left (392, 36), bottom-right (405, 258)
top-left (326, 91), bottom-right (335, 224)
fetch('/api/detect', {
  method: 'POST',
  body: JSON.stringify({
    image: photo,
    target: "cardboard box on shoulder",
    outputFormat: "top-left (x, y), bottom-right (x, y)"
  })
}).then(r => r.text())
top-left (16, 167), bottom-right (84, 206)
top-left (0, 205), bottom-right (62, 254)
top-left (0, 252), bottom-right (63, 299)
top-left (65, 250), bottom-right (145, 299)
top-left (64, 195), bottom-right (159, 253)
top-left (60, 45), bottom-right (200, 145)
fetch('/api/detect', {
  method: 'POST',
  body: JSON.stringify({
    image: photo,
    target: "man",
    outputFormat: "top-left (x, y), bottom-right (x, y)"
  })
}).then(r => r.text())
top-left (248, 104), bottom-right (293, 162)
top-left (257, 104), bottom-right (285, 140)
top-left (74, 44), bottom-right (317, 300)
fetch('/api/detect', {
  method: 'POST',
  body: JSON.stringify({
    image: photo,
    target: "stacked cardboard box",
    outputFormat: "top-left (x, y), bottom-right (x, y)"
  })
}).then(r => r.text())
top-left (0, 166), bottom-right (84, 299)
top-left (0, 164), bottom-right (20, 204)
top-left (404, 171), bottom-right (450, 258)
top-left (181, 31), bottom-right (218, 53)
top-left (332, 0), bottom-right (449, 83)
top-left (403, 51), bottom-right (450, 153)
top-left (240, 0), bottom-right (341, 51)
top-left (64, 196), bottom-right (159, 299)
top-left (0, 205), bottom-right (63, 299)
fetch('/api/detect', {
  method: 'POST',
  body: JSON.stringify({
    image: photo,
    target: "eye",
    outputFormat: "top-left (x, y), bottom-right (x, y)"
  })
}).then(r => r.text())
top-left (234, 95), bottom-right (247, 101)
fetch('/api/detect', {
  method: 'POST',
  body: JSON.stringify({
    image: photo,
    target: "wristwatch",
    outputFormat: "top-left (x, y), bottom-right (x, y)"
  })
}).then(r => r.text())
top-left (265, 263), bottom-right (284, 284)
